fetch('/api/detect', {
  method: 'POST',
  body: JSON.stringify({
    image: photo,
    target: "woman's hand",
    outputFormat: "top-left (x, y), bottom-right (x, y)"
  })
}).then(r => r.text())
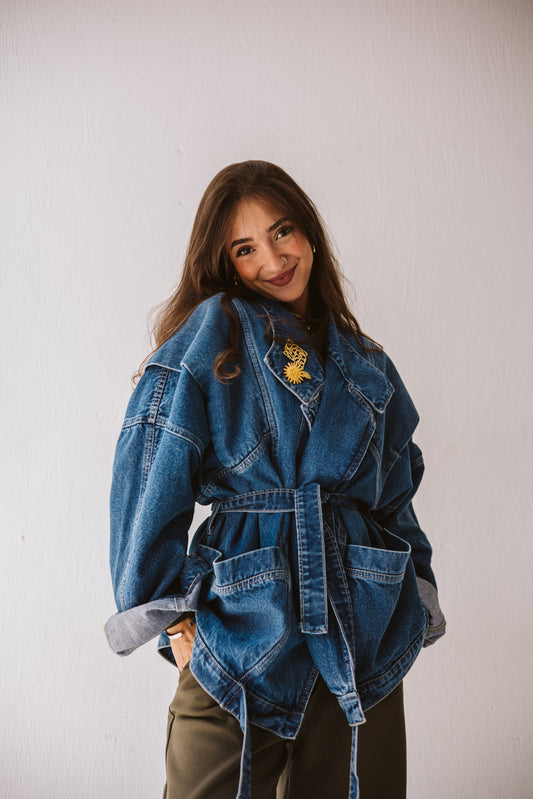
top-left (167, 617), bottom-right (197, 671)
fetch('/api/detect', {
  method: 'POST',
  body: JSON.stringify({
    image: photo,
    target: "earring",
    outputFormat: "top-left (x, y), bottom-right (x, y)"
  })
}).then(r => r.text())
top-left (312, 245), bottom-right (316, 253)
top-left (233, 274), bottom-right (240, 286)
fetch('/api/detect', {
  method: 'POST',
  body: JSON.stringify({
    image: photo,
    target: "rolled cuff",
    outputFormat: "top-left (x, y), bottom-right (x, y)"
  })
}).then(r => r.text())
top-left (105, 580), bottom-right (202, 656)
top-left (416, 576), bottom-right (447, 647)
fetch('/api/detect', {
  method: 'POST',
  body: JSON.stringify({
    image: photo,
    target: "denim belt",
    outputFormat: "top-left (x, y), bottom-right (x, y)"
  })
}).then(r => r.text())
top-left (208, 484), bottom-right (361, 635)
top-left (205, 484), bottom-right (364, 799)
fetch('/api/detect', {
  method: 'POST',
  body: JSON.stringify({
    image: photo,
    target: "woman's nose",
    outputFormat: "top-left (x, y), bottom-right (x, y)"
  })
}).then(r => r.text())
top-left (262, 245), bottom-right (286, 271)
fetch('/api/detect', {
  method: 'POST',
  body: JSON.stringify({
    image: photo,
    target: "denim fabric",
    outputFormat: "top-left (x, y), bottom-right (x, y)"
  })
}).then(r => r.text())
top-left (105, 294), bottom-right (445, 798)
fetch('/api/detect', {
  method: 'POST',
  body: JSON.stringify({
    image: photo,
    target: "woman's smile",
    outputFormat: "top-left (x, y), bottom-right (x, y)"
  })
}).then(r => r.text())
top-left (266, 265), bottom-right (296, 286)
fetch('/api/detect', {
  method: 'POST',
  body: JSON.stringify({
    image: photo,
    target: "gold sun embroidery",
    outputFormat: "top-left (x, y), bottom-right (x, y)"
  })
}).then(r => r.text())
top-left (283, 340), bottom-right (311, 385)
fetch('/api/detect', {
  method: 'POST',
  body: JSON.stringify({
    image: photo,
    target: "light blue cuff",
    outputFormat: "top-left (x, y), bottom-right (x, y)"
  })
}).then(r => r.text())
top-left (105, 580), bottom-right (203, 656)
top-left (416, 576), bottom-right (447, 647)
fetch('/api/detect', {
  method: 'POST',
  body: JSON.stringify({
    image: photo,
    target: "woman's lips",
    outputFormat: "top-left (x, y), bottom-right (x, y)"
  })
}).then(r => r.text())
top-left (266, 265), bottom-right (296, 287)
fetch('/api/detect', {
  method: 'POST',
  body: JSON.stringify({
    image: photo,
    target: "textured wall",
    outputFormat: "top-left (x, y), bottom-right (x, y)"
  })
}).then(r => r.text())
top-left (2, 1), bottom-right (532, 796)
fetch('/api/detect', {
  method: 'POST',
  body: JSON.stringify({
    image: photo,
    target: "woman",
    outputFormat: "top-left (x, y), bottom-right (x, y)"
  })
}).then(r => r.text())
top-left (105, 160), bottom-right (446, 799)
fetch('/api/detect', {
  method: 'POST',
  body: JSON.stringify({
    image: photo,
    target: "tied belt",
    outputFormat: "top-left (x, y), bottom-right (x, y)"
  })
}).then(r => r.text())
top-left (207, 483), bottom-right (360, 635)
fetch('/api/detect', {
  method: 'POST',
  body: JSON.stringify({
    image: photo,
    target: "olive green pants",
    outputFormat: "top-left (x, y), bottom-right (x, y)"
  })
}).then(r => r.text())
top-left (164, 665), bottom-right (406, 799)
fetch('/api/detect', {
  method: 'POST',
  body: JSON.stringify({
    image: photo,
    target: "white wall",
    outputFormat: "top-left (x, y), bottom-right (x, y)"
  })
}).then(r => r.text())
top-left (2, 1), bottom-right (532, 796)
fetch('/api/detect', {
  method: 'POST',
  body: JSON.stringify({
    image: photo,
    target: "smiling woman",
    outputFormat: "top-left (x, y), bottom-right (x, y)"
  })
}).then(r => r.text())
top-left (227, 201), bottom-right (314, 315)
top-left (105, 160), bottom-right (446, 799)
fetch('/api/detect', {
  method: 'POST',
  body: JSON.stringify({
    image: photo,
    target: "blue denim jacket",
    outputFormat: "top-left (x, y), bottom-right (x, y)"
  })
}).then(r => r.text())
top-left (105, 294), bottom-right (445, 798)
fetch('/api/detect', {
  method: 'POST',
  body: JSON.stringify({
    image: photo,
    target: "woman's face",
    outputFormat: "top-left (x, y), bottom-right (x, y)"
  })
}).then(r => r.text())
top-left (225, 198), bottom-right (314, 315)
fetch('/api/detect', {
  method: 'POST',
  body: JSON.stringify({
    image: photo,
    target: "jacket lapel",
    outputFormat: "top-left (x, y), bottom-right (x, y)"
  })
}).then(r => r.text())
top-left (298, 319), bottom-right (394, 486)
top-left (264, 332), bottom-right (325, 404)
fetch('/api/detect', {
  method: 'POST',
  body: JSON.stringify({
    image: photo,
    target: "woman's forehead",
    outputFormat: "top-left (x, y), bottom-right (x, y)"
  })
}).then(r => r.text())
top-left (231, 196), bottom-right (293, 232)
top-left (235, 195), bottom-right (287, 219)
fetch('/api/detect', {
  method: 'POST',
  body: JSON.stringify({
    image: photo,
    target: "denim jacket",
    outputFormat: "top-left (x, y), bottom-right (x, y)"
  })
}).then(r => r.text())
top-left (105, 294), bottom-right (445, 798)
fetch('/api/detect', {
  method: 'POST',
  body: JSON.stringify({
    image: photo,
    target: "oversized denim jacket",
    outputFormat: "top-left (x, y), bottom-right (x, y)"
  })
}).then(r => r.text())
top-left (105, 294), bottom-right (445, 798)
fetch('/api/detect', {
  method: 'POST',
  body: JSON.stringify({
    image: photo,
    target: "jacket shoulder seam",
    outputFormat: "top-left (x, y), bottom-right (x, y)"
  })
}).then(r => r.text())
top-left (146, 360), bottom-right (182, 374)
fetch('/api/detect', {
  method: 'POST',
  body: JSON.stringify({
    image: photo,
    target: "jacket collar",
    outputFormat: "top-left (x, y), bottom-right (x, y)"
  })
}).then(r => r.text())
top-left (327, 322), bottom-right (394, 414)
top-left (256, 299), bottom-right (394, 414)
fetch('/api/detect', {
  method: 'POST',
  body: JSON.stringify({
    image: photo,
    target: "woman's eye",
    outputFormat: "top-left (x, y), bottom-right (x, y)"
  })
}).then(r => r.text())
top-left (276, 225), bottom-right (294, 240)
top-left (236, 246), bottom-right (253, 257)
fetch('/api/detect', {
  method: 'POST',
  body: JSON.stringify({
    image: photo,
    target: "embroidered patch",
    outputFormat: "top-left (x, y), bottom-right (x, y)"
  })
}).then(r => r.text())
top-left (283, 340), bottom-right (311, 384)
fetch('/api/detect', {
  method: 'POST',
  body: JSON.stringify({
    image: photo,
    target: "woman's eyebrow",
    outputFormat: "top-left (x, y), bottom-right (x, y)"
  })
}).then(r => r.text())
top-left (230, 217), bottom-right (290, 250)
top-left (267, 216), bottom-right (289, 232)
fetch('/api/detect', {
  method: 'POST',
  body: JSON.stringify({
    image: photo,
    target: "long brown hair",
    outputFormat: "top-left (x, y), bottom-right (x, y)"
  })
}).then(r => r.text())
top-left (137, 160), bottom-right (377, 382)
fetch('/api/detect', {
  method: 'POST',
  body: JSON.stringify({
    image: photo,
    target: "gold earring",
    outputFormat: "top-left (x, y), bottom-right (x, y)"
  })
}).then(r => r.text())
top-left (312, 245), bottom-right (316, 253)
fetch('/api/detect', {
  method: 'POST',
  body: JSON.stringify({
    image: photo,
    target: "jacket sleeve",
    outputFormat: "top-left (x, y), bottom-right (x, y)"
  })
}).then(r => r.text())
top-left (104, 364), bottom-right (213, 656)
top-left (365, 349), bottom-right (446, 647)
top-left (373, 438), bottom-right (446, 646)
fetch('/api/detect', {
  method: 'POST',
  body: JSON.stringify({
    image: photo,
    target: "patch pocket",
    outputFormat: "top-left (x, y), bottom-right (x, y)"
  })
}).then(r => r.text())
top-left (345, 528), bottom-right (411, 677)
top-left (196, 546), bottom-right (290, 677)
